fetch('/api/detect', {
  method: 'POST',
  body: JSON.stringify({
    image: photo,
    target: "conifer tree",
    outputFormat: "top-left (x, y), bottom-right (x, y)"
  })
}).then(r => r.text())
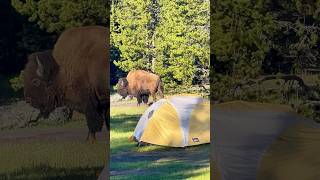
top-left (111, 0), bottom-right (210, 87)
top-left (12, 0), bottom-right (109, 33)
top-left (111, 0), bottom-right (154, 71)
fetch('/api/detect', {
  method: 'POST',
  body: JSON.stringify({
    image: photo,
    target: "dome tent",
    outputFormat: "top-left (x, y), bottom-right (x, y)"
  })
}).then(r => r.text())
top-left (212, 101), bottom-right (320, 180)
top-left (132, 95), bottom-right (210, 147)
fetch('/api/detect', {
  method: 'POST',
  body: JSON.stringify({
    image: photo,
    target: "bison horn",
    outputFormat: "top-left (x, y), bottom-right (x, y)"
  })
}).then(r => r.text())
top-left (36, 55), bottom-right (44, 77)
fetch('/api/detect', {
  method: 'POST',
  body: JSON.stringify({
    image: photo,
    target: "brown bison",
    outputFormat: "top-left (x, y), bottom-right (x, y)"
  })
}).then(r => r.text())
top-left (117, 70), bottom-right (164, 105)
top-left (23, 26), bottom-right (109, 142)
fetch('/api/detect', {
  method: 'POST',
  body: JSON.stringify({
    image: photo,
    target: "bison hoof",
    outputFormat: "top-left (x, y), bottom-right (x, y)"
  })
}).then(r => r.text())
top-left (86, 133), bottom-right (97, 143)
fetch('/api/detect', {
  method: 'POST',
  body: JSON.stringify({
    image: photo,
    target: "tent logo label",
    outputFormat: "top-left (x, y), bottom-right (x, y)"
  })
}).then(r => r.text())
top-left (192, 138), bottom-right (200, 143)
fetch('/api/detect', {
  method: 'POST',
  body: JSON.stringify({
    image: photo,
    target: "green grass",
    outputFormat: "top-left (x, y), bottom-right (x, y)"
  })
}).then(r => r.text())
top-left (33, 118), bottom-right (85, 129)
top-left (0, 115), bottom-right (88, 136)
top-left (110, 105), bottom-right (210, 180)
top-left (0, 142), bottom-right (106, 179)
top-left (110, 161), bottom-right (209, 180)
top-left (0, 120), bottom-right (107, 180)
top-left (110, 106), bottom-right (147, 153)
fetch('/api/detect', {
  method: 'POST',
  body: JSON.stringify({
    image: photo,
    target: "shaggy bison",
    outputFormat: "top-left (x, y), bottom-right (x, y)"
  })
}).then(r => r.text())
top-left (117, 70), bottom-right (164, 105)
top-left (23, 26), bottom-right (109, 142)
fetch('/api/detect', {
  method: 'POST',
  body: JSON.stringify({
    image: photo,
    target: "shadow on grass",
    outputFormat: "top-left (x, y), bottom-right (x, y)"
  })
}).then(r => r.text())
top-left (111, 114), bottom-right (140, 133)
top-left (111, 134), bottom-right (210, 179)
top-left (111, 158), bottom-right (209, 179)
top-left (0, 165), bottom-right (104, 180)
top-left (110, 113), bottom-right (141, 154)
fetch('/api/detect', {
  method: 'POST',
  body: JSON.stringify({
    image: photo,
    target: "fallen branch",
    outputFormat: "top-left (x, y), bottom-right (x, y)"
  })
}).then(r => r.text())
top-left (235, 74), bottom-right (320, 100)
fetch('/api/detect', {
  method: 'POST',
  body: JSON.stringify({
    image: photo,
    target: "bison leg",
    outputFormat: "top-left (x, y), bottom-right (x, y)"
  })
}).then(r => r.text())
top-left (137, 93), bottom-right (143, 106)
top-left (86, 131), bottom-right (96, 143)
top-left (142, 94), bottom-right (149, 105)
top-left (85, 108), bottom-right (104, 143)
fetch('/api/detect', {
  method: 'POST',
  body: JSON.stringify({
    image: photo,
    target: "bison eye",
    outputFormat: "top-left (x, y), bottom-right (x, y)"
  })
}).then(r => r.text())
top-left (32, 78), bottom-right (41, 87)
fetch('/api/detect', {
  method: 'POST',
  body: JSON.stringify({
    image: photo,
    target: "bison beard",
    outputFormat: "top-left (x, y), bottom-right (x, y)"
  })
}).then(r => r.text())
top-left (23, 26), bottom-right (110, 143)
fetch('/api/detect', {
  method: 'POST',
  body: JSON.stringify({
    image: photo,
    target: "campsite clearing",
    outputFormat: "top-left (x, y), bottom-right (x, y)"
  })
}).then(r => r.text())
top-left (110, 100), bottom-right (210, 180)
top-left (0, 115), bottom-right (107, 179)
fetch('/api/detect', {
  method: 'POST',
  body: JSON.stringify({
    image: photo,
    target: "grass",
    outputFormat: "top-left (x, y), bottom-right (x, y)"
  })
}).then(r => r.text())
top-left (110, 106), bottom-right (146, 154)
top-left (111, 162), bottom-right (209, 180)
top-left (110, 104), bottom-right (210, 180)
top-left (0, 142), bottom-right (106, 179)
top-left (0, 113), bottom-right (89, 136)
top-left (0, 119), bottom-right (107, 180)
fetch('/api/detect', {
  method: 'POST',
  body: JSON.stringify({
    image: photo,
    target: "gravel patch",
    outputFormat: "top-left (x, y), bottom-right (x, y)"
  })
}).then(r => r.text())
top-left (0, 101), bottom-right (71, 130)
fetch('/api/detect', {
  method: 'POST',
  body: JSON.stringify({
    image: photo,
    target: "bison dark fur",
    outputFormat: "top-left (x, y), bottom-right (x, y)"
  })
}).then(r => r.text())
top-left (23, 26), bottom-right (109, 142)
top-left (117, 70), bottom-right (164, 106)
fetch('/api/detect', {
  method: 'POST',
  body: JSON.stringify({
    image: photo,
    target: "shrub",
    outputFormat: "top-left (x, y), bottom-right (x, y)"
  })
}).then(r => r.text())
top-left (10, 71), bottom-right (24, 92)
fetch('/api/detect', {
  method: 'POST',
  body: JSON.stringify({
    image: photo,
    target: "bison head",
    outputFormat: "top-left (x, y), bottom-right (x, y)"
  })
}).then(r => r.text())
top-left (117, 78), bottom-right (129, 98)
top-left (23, 50), bottom-right (60, 118)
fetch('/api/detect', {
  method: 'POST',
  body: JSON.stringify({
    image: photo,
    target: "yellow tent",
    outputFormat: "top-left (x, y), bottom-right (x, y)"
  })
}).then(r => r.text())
top-left (133, 95), bottom-right (210, 147)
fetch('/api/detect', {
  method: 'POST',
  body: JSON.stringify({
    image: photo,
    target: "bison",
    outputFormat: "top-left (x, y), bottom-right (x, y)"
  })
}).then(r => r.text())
top-left (117, 70), bottom-right (164, 105)
top-left (23, 26), bottom-right (109, 142)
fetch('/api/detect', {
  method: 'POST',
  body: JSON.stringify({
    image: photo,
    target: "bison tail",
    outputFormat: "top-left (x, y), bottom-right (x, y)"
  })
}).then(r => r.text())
top-left (157, 80), bottom-right (164, 98)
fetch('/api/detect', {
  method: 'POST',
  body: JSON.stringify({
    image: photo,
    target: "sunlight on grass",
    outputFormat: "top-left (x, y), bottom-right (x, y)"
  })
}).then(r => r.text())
top-left (0, 118), bottom-right (107, 179)
top-left (186, 167), bottom-right (210, 180)
top-left (110, 161), bottom-right (209, 180)
top-left (110, 106), bottom-right (146, 154)
top-left (0, 141), bottom-right (106, 179)
top-left (134, 145), bottom-right (168, 153)
top-left (110, 106), bottom-right (146, 116)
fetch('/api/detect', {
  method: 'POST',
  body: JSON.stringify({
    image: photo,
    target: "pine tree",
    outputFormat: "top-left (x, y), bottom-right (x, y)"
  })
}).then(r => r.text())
top-left (211, 0), bottom-right (276, 78)
top-left (155, 0), bottom-right (210, 87)
top-left (111, 0), bottom-right (210, 88)
top-left (267, 0), bottom-right (320, 73)
top-left (111, 0), bottom-right (154, 71)
top-left (210, 0), bottom-right (320, 101)
top-left (12, 0), bottom-right (109, 33)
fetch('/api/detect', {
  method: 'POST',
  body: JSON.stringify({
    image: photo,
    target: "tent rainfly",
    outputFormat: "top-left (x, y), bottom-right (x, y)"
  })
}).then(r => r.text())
top-left (212, 101), bottom-right (320, 180)
top-left (132, 95), bottom-right (210, 147)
